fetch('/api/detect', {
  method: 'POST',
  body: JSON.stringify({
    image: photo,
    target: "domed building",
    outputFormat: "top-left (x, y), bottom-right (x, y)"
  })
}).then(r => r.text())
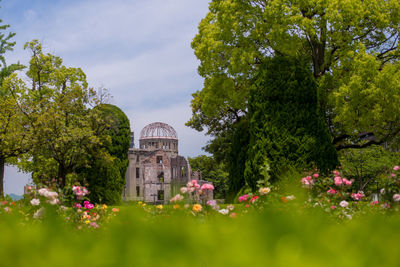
top-left (123, 122), bottom-right (191, 203)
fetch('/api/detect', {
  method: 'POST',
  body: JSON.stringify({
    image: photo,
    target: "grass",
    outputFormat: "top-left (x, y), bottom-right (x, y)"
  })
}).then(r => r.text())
top-left (1, 202), bottom-right (400, 267)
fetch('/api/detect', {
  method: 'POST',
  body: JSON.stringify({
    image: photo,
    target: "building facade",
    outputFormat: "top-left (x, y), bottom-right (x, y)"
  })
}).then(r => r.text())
top-left (123, 122), bottom-right (191, 203)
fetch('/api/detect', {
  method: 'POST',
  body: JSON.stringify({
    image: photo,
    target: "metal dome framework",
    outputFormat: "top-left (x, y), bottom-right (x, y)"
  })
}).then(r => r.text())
top-left (140, 122), bottom-right (178, 140)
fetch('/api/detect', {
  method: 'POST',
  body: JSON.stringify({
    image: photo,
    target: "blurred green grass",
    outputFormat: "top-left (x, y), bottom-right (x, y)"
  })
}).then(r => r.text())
top-left (1, 204), bottom-right (399, 267)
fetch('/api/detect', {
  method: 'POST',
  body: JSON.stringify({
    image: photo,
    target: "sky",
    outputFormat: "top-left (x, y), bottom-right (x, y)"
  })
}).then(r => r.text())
top-left (1, 0), bottom-right (212, 195)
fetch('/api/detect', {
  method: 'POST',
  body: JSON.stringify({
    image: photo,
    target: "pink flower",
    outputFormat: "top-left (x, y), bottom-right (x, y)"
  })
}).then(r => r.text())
top-left (351, 192), bottom-right (364, 201)
top-left (238, 194), bottom-right (249, 202)
top-left (391, 173), bottom-right (396, 177)
top-left (333, 170), bottom-right (340, 176)
top-left (330, 205), bottom-right (336, 210)
top-left (313, 173), bottom-right (319, 178)
top-left (327, 188), bottom-right (336, 195)
top-left (301, 176), bottom-right (314, 187)
top-left (393, 194), bottom-right (400, 202)
top-left (200, 184), bottom-right (214, 191)
top-left (89, 222), bottom-right (99, 229)
top-left (74, 203), bottom-right (82, 209)
top-left (334, 176), bottom-right (342, 186)
top-left (84, 202), bottom-right (94, 209)
top-left (394, 166), bottom-right (400, 171)
top-left (342, 178), bottom-right (353, 186)
top-left (370, 201), bottom-right (379, 206)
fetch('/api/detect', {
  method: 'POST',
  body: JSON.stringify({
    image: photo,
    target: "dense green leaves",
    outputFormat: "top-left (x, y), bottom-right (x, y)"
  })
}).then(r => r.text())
top-left (82, 104), bottom-right (131, 205)
top-left (245, 56), bottom-right (338, 186)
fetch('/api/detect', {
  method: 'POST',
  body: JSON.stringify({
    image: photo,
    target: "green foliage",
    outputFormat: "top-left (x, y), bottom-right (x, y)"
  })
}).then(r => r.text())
top-left (245, 56), bottom-right (338, 186)
top-left (227, 119), bottom-right (250, 200)
top-left (339, 145), bottom-right (398, 192)
top-left (188, 155), bottom-right (229, 199)
top-left (82, 104), bottom-right (131, 205)
top-left (188, 0), bottom-right (400, 169)
top-left (14, 40), bottom-right (107, 188)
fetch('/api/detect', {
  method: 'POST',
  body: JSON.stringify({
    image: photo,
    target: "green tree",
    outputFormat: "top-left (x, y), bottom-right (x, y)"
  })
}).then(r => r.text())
top-left (245, 56), bottom-right (338, 188)
top-left (188, 0), bottom-right (400, 160)
top-left (0, 16), bottom-right (25, 198)
top-left (81, 104), bottom-right (131, 205)
top-left (188, 155), bottom-right (229, 199)
top-left (16, 40), bottom-right (107, 189)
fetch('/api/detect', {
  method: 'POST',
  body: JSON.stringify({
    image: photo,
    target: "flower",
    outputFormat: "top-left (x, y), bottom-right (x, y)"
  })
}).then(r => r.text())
top-left (327, 188), bottom-right (336, 195)
top-left (394, 166), bottom-right (400, 171)
top-left (200, 183), bottom-right (214, 191)
top-left (380, 188), bottom-right (386, 195)
top-left (156, 205), bottom-right (163, 210)
top-left (393, 194), bottom-right (400, 202)
top-left (49, 198), bottom-right (59, 205)
top-left (192, 204), bottom-right (202, 212)
top-left (330, 205), bottom-right (336, 210)
top-left (238, 194), bottom-right (248, 202)
top-left (333, 170), bottom-right (340, 175)
top-left (339, 200), bottom-right (349, 208)
top-left (112, 208), bottom-right (119, 212)
top-left (33, 208), bottom-right (44, 219)
top-left (227, 204), bottom-right (234, 211)
top-left (30, 198), bottom-right (40, 206)
top-left (351, 192), bottom-right (364, 201)
top-left (3, 207), bottom-right (10, 213)
top-left (342, 178), bottom-right (353, 186)
top-left (180, 187), bottom-right (188, 194)
top-left (74, 203), bottom-right (82, 209)
top-left (170, 194), bottom-right (184, 203)
top-left (370, 201), bottom-right (379, 206)
top-left (334, 176), bottom-right (342, 186)
top-left (38, 188), bottom-right (49, 196)
top-left (84, 202), bottom-right (94, 210)
top-left (89, 222), bottom-right (99, 229)
top-left (281, 197), bottom-right (287, 203)
top-left (259, 187), bottom-right (271, 195)
top-left (286, 195), bottom-right (295, 200)
top-left (173, 204), bottom-right (180, 210)
top-left (313, 173), bottom-right (319, 178)
top-left (250, 195), bottom-right (259, 203)
top-left (245, 204), bottom-right (250, 208)
top-left (229, 212), bottom-right (237, 218)
top-left (218, 209), bottom-right (229, 215)
top-left (301, 176), bottom-right (314, 187)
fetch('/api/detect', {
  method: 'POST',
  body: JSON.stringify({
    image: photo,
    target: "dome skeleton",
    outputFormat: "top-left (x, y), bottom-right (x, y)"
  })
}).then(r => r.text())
top-left (140, 122), bottom-right (178, 140)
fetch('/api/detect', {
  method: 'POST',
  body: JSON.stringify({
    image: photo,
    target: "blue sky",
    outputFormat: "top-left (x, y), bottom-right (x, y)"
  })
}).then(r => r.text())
top-left (2, 0), bottom-right (211, 195)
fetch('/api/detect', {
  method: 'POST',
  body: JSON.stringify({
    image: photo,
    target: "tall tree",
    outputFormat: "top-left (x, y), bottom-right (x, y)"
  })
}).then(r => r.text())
top-left (245, 56), bottom-right (338, 188)
top-left (17, 40), bottom-right (107, 188)
top-left (188, 0), bottom-right (400, 157)
top-left (80, 104), bottom-right (131, 205)
top-left (0, 15), bottom-right (25, 198)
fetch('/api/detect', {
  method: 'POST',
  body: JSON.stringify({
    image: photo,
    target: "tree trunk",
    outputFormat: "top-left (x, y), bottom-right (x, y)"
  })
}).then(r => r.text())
top-left (57, 163), bottom-right (66, 188)
top-left (0, 156), bottom-right (5, 199)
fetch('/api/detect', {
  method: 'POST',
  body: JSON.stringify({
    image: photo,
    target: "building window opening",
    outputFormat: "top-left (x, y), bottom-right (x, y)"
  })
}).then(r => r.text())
top-left (181, 166), bottom-right (187, 178)
top-left (157, 190), bottom-right (164, 201)
top-left (136, 156), bottom-right (139, 162)
top-left (156, 156), bottom-right (163, 164)
top-left (136, 186), bottom-right (140, 197)
top-left (158, 172), bottom-right (164, 183)
top-left (136, 168), bottom-right (140, 178)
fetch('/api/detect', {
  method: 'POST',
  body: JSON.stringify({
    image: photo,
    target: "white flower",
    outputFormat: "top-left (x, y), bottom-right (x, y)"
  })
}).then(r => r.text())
top-left (170, 194), bottom-right (184, 203)
top-left (44, 191), bottom-right (58, 200)
top-left (49, 198), bottom-right (59, 205)
top-left (259, 187), bottom-right (271, 195)
top-left (380, 188), bottom-right (386, 195)
top-left (180, 187), bottom-right (188, 194)
top-left (218, 209), bottom-right (229, 215)
top-left (286, 195), bottom-right (295, 200)
top-left (38, 188), bottom-right (49, 196)
top-left (33, 208), bottom-right (44, 219)
top-left (30, 198), bottom-right (40, 206)
top-left (393, 194), bottom-right (400, 202)
top-left (227, 204), bottom-right (234, 211)
top-left (339, 200), bottom-right (349, 208)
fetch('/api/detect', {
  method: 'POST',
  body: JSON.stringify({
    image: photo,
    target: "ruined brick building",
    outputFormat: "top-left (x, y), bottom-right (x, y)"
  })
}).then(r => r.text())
top-left (122, 122), bottom-right (191, 203)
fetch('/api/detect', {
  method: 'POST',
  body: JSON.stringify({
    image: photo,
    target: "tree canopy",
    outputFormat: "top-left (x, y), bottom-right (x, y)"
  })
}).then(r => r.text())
top-left (188, 0), bottom-right (400, 152)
